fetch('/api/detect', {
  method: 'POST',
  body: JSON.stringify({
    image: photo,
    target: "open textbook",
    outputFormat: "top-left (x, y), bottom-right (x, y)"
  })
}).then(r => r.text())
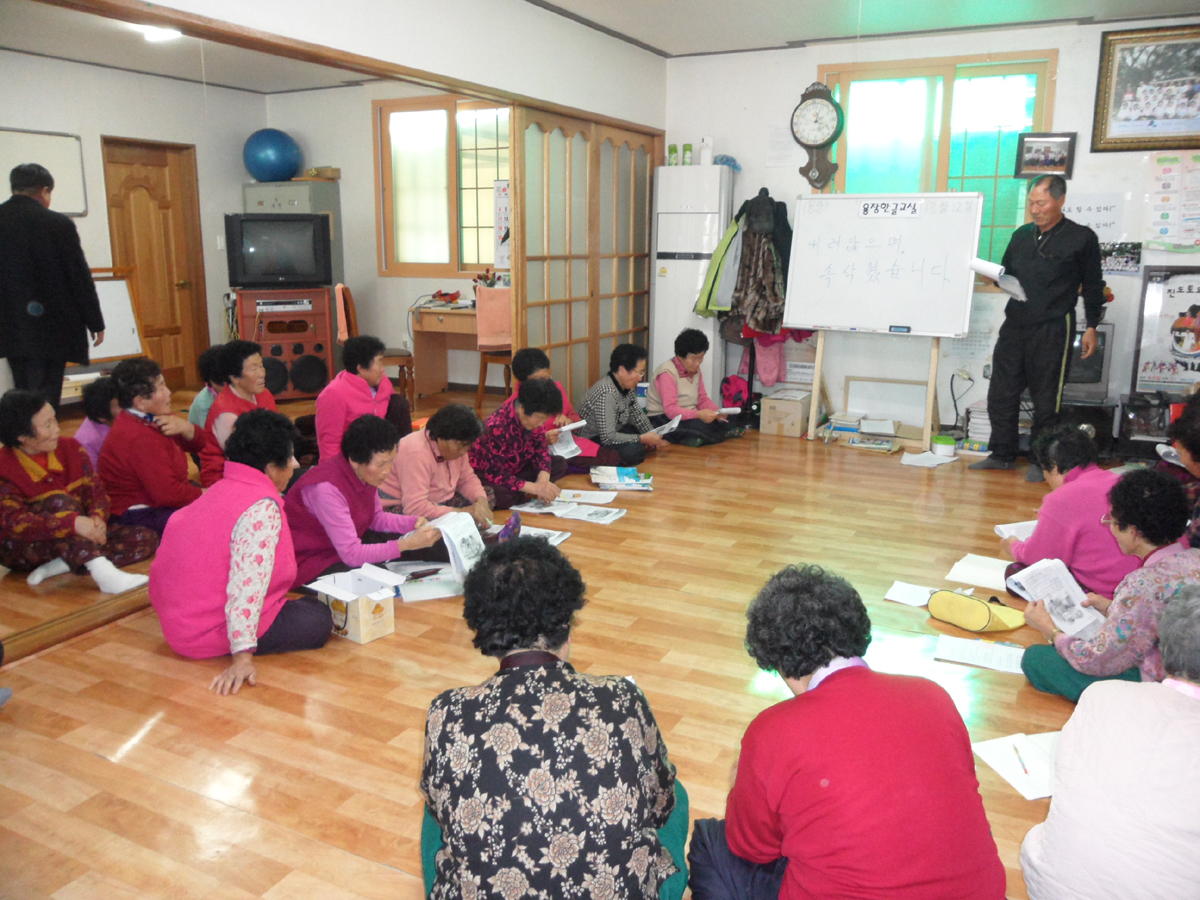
top-left (1005, 558), bottom-right (1106, 639)
top-left (650, 414), bottom-right (682, 437)
top-left (508, 498), bottom-right (627, 525)
top-left (549, 419), bottom-right (589, 459)
top-left (969, 257), bottom-right (1028, 302)
top-left (486, 523), bottom-right (571, 546)
top-left (995, 520), bottom-right (1038, 541)
top-left (428, 511), bottom-right (486, 583)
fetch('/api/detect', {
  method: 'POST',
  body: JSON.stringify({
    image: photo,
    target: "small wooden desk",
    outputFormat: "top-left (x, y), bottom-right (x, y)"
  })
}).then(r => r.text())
top-left (412, 307), bottom-right (478, 398)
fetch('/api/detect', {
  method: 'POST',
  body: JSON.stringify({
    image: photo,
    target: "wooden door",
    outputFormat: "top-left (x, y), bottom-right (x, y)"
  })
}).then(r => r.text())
top-left (102, 139), bottom-right (209, 387)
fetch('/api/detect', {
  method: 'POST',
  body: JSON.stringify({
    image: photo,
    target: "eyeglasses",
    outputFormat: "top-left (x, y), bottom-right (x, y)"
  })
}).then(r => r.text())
top-left (1100, 513), bottom-right (1115, 526)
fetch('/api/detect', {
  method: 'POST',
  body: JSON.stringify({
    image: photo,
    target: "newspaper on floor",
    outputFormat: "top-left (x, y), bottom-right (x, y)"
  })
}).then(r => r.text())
top-left (1005, 558), bottom-right (1105, 639)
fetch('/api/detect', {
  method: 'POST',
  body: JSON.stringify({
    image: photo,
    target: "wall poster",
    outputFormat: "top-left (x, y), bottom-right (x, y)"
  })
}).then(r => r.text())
top-left (1134, 266), bottom-right (1200, 394)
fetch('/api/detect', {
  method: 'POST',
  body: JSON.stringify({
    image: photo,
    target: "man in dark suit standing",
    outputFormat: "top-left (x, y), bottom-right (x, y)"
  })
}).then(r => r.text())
top-left (0, 163), bottom-right (105, 409)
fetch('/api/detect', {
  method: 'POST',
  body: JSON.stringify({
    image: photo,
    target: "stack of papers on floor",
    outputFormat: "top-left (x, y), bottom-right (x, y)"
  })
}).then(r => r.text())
top-left (509, 498), bottom-right (627, 525)
top-left (859, 418), bottom-right (897, 436)
top-left (590, 467), bottom-right (653, 491)
top-left (829, 412), bottom-right (862, 434)
top-left (934, 634), bottom-right (1025, 674)
top-left (972, 731), bottom-right (1059, 800)
top-left (966, 401), bottom-right (991, 445)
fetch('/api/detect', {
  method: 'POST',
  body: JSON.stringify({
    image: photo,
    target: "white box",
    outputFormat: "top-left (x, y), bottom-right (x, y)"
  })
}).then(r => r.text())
top-left (760, 391), bottom-right (812, 438)
top-left (308, 564), bottom-right (404, 643)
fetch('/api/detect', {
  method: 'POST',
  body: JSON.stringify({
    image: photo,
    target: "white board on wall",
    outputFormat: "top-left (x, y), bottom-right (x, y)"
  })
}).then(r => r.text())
top-left (0, 128), bottom-right (87, 216)
top-left (91, 274), bottom-right (146, 362)
top-left (783, 193), bottom-right (983, 338)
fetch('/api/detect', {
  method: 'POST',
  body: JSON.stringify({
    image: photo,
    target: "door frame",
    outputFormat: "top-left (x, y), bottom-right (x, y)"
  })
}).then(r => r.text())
top-left (101, 135), bottom-right (210, 386)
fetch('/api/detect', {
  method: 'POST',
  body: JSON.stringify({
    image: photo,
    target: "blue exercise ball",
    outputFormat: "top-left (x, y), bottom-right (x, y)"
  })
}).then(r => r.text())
top-left (243, 128), bottom-right (303, 183)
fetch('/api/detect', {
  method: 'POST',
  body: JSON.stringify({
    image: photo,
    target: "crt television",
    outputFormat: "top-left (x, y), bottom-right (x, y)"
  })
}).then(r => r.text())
top-left (1061, 322), bottom-right (1114, 404)
top-left (224, 213), bottom-right (332, 289)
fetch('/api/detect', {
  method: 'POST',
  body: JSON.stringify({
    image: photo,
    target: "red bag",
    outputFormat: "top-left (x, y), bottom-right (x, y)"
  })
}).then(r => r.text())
top-left (721, 375), bottom-right (749, 409)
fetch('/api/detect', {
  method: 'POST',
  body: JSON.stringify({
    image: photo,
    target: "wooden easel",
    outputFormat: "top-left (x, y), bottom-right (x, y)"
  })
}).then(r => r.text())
top-left (804, 330), bottom-right (942, 451)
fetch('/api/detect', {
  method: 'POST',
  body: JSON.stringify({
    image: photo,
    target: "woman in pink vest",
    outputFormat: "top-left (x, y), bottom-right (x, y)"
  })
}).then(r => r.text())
top-left (150, 409), bottom-right (331, 696)
top-left (314, 335), bottom-right (412, 461)
top-left (286, 414), bottom-right (443, 586)
top-left (199, 340), bottom-right (278, 488)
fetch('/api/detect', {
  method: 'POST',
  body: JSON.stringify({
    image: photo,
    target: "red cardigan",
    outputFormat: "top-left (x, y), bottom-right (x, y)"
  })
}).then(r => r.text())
top-left (199, 386), bottom-right (277, 487)
top-left (98, 410), bottom-right (207, 515)
top-left (0, 437), bottom-right (106, 538)
top-left (726, 667), bottom-right (1005, 900)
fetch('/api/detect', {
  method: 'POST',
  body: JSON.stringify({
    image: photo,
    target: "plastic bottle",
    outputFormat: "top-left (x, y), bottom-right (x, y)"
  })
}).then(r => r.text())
top-left (682, 143), bottom-right (693, 165)
top-left (699, 137), bottom-right (714, 165)
top-left (667, 144), bottom-right (678, 166)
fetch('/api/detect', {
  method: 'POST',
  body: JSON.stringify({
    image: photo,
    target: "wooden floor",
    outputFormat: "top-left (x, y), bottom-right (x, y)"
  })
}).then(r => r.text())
top-left (0, 411), bottom-right (1076, 900)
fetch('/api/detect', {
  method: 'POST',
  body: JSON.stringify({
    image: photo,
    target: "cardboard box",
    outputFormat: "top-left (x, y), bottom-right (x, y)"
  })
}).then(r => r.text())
top-left (308, 564), bottom-right (404, 643)
top-left (760, 390), bottom-right (812, 438)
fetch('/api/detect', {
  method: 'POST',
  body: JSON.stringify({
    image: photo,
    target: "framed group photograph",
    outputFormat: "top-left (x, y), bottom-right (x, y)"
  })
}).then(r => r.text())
top-left (1015, 132), bottom-right (1076, 178)
top-left (1093, 25), bottom-right (1200, 152)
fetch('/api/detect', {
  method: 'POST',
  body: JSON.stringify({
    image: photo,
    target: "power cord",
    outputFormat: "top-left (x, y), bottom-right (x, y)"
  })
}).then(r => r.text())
top-left (950, 371), bottom-right (975, 431)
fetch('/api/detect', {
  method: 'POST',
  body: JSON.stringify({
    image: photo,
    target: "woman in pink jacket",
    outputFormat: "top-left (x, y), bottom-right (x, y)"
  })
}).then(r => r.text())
top-left (314, 335), bottom-right (411, 461)
top-left (150, 409), bottom-right (332, 696)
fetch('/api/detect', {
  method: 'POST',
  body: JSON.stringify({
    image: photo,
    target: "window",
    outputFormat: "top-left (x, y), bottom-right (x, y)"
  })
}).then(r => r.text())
top-left (373, 96), bottom-right (511, 277)
top-left (822, 52), bottom-right (1056, 269)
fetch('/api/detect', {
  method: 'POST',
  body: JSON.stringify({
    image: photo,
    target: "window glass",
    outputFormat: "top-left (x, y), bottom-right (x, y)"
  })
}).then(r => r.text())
top-left (389, 108), bottom-right (450, 264)
top-left (457, 106), bottom-right (510, 268)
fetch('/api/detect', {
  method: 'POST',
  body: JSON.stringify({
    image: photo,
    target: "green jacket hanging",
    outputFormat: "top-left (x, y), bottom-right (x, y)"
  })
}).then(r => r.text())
top-left (693, 214), bottom-right (744, 317)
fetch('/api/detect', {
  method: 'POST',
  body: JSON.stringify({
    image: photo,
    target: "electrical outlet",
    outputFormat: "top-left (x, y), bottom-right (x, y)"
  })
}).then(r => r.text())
top-left (217, 234), bottom-right (226, 251)
top-left (982, 363), bottom-right (992, 379)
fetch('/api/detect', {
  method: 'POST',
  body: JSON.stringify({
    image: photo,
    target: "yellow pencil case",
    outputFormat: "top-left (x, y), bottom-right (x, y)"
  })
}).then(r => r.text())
top-left (928, 590), bottom-right (1025, 633)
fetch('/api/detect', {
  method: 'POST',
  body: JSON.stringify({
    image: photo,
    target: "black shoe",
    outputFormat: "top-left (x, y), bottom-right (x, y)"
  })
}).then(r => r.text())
top-left (968, 456), bottom-right (1016, 470)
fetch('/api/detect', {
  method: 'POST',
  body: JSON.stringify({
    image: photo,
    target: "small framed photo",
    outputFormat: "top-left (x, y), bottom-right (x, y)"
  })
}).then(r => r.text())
top-left (1015, 132), bottom-right (1076, 179)
top-left (1093, 25), bottom-right (1200, 152)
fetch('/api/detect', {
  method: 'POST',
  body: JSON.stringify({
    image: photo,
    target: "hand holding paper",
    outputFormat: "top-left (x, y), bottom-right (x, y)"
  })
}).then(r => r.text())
top-left (969, 257), bottom-right (1027, 302)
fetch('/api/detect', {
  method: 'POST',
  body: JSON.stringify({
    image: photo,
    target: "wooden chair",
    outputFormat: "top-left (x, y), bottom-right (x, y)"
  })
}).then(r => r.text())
top-left (336, 284), bottom-right (415, 409)
top-left (475, 286), bottom-right (513, 414)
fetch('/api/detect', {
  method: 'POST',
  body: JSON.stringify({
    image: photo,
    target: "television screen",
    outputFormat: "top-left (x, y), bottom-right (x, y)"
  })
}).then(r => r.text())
top-left (1067, 329), bottom-right (1106, 384)
top-left (242, 220), bottom-right (319, 279)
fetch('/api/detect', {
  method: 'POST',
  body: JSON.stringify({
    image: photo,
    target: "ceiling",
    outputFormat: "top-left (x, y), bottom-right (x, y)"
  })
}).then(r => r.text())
top-left (0, 0), bottom-right (375, 94)
top-left (527, 0), bottom-right (1200, 57)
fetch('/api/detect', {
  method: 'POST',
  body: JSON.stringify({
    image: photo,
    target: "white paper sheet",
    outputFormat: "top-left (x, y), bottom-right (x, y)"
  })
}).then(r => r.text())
top-left (994, 520), bottom-right (1038, 541)
top-left (519, 525), bottom-right (571, 546)
top-left (718, 406), bottom-right (742, 415)
top-left (969, 257), bottom-right (1027, 301)
top-left (509, 499), bottom-right (577, 515)
top-left (558, 505), bottom-right (626, 524)
top-left (650, 414), bottom-right (682, 436)
top-left (548, 431), bottom-right (582, 458)
top-left (1005, 559), bottom-right (1106, 639)
top-left (972, 731), bottom-right (1059, 800)
top-left (884, 581), bottom-right (935, 607)
top-left (558, 420), bottom-right (587, 433)
top-left (859, 418), bottom-right (897, 436)
top-left (901, 451), bottom-right (959, 467)
top-left (934, 634), bottom-right (1025, 674)
top-left (946, 554), bottom-right (1010, 592)
top-left (559, 490), bottom-right (617, 504)
top-left (399, 574), bottom-right (464, 602)
top-left (429, 511), bottom-right (485, 582)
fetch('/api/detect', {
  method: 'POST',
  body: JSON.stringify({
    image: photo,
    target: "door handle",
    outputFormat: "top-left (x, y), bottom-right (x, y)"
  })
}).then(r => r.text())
top-left (174, 280), bottom-right (190, 288)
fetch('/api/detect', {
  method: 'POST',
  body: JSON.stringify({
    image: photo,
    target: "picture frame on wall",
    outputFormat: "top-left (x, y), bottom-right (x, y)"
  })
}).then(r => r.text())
top-left (1093, 25), bottom-right (1200, 152)
top-left (1015, 132), bottom-right (1076, 179)
top-left (1133, 266), bottom-right (1200, 395)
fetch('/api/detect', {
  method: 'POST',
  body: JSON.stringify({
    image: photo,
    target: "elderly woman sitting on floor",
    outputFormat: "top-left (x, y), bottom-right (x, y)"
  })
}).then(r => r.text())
top-left (0, 389), bottom-right (156, 594)
top-left (468, 377), bottom-right (567, 510)
top-left (420, 536), bottom-right (688, 900)
top-left (1021, 587), bottom-right (1200, 897)
top-left (1021, 468), bottom-right (1200, 702)
top-left (285, 414), bottom-right (443, 586)
top-left (150, 409), bottom-right (333, 695)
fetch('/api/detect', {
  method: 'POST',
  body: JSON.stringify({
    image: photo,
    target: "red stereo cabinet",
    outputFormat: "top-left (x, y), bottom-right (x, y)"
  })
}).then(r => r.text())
top-left (236, 288), bottom-right (334, 401)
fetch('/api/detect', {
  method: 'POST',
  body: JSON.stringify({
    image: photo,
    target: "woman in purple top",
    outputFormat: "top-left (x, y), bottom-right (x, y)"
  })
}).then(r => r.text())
top-left (1001, 424), bottom-right (1139, 596)
top-left (73, 376), bottom-right (117, 468)
top-left (285, 415), bottom-right (443, 587)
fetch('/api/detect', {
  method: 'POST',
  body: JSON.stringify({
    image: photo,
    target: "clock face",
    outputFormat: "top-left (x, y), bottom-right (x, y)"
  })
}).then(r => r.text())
top-left (792, 97), bottom-right (841, 147)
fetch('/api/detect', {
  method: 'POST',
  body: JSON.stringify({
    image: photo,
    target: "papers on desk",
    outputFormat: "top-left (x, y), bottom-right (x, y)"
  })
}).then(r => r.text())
top-left (934, 634), bottom-right (1025, 674)
top-left (972, 731), bottom-right (1059, 800)
top-left (884, 581), bottom-right (936, 607)
top-left (559, 490), bottom-right (616, 504)
top-left (901, 451), bottom-right (959, 467)
top-left (1005, 558), bottom-right (1105, 639)
top-left (946, 553), bottom-right (1010, 592)
top-left (650, 414), bottom-right (682, 437)
top-left (969, 258), bottom-right (1028, 302)
top-left (994, 520), bottom-right (1038, 541)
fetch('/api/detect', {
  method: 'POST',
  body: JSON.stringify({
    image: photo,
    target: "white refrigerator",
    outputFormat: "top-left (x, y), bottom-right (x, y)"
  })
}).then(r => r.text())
top-left (649, 165), bottom-right (734, 395)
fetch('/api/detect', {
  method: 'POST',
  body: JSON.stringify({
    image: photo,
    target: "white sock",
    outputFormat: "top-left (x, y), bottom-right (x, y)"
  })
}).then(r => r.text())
top-left (27, 558), bottom-right (70, 586)
top-left (84, 558), bottom-right (149, 595)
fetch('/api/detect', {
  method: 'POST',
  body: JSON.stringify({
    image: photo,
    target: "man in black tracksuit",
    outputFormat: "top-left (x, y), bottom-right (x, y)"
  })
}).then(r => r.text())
top-left (970, 175), bottom-right (1104, 482)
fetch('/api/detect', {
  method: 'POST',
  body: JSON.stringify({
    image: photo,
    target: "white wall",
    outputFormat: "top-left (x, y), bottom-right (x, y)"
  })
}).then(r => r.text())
top-left (666, 16), bottom-right (1200, 428)
top-left (0, 48), bottom-right (266, 392)
top-left (266, 81), bottom-right (497, 387)
top-left (146, 0), bottom-right (667, 130)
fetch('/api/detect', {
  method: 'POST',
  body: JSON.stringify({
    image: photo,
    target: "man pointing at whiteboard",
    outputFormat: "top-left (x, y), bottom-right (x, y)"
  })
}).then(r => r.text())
top-left (0, 163), bottom-right (105, 409)
top-left (969, 174), bottom-right (1104, 482)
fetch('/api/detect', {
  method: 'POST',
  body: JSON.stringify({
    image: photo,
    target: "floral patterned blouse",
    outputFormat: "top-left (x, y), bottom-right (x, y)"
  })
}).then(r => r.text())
top-left (421, 656), bottom-right (678, 900)
top-left (224, 497), bottom-right (280, 655)
top-left (469, 402), bottom-right (553, 493)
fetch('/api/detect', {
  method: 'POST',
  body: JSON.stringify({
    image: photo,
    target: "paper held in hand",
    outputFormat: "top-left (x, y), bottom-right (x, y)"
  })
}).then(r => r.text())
top-left (549, 431), bottom-right (581, 459)
top-left (1005, 558), bottom-right (1106, 639)
top-left (650, 414), bottom-right (682, 436)
top-left (969, 257), bottom-right (1027, 301)
top-left (994, 520), bottom-right (1038, 541)
top-left (428, 511), bottom-right (486, 584)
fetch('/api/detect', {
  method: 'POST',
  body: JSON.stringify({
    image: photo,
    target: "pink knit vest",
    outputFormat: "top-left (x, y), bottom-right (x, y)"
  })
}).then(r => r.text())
top-left (150, 461), bottom-right (296, 659)
top-left (285, 453), bottom-right (378, 587)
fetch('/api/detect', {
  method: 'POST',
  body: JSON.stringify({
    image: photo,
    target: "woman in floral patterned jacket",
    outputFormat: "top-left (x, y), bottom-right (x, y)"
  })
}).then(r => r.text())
top-left (420, 536), bottom-right (687, 900)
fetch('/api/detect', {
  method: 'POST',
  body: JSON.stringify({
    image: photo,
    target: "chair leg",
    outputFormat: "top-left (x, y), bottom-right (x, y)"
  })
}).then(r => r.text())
top-left (476, 354), bottom-right (489, 414)
top-left (405, 361), bottom-right (416, 410)
top-left (503, 364), bottom-right (512, 399)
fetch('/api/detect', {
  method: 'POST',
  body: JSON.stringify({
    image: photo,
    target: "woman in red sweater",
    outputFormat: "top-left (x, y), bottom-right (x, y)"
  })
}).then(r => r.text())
top-left (99, 358), bottom-right (207, 536)
top-left (199, 341), bottom-right (277, 487)
top-left (688, 565), bottom-right (1006, 900)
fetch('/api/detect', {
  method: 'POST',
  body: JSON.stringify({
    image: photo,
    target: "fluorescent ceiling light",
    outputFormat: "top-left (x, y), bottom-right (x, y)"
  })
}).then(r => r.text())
top-left (130, 23), bottom-right (183, 42)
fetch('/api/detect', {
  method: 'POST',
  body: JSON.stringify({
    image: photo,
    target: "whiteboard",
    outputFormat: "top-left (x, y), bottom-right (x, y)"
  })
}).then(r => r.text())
top-left (782, 193), bottom-right (984, 338)
top-left (91, 275), bottom-right (146, 362)
top-left (0, 128), bottom-right (87, 216)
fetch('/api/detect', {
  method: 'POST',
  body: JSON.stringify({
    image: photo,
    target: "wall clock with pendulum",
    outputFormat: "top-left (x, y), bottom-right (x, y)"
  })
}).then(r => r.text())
top-left (791, 81), bottom-right (845, 190)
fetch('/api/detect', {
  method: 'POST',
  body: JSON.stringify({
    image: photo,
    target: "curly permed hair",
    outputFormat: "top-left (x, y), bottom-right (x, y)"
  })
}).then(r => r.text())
top-left (462, 536), bottom-right (586, 658)
top-left (744, 564), bottom-right (872, 680)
